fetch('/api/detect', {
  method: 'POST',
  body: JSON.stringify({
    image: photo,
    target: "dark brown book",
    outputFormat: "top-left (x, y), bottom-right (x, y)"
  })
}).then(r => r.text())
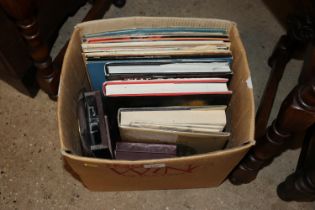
top-left (115, 142), bottom-right (177, 160)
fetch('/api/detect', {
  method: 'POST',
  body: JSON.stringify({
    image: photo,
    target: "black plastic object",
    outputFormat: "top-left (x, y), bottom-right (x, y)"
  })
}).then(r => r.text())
top-left (77, 90), bottom-right (114, 158)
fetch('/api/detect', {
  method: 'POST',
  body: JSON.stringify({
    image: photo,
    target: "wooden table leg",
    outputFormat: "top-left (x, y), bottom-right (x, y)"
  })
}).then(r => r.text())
top-left (255, 13), bottom-right (313, 140)
top-left (229, 44), bottom-right (315, 185)
top-left (53, 0), bottom-right (113, 72)
top-left (0, 0), bottom-right (59, 99)
top-left (255, 35), bottom-right (297, 139)
top-left (277, 124), bottom-right (315, 202)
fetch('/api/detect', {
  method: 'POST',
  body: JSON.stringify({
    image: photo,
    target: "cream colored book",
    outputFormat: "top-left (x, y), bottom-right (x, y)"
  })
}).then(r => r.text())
top-left (119, 106), bottom-right (227, 127)
top-left (118, 106), bottom-right (229, 153)
top-left (129, 122), bottom-right (224, 133)
top-left (84, 45), bottom-right (231, 57)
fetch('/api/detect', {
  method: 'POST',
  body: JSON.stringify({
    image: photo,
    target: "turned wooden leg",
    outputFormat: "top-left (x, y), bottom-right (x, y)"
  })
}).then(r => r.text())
top-left (255, 12), bottom-right (314, 140)
top-left (277, 170), bottom-right (315, 202)
top-left (229, 44), bottom-right (315, 185)
top-left (0, 0), bottom-right (59, 99)
top-left (277, 125), bottom-right (315, 202)
top-left (255, 35), bottom-right (297, 139)
top-left (112, 0), bottom-right (126, 8)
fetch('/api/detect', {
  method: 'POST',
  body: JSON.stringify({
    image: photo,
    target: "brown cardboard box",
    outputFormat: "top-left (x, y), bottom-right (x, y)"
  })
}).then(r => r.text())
top-left (57, 17), bottom-right (255, 191)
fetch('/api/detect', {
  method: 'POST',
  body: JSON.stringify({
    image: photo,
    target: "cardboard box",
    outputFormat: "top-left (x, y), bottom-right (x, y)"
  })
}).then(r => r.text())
top-left (57, 17), bottom-right (255, 191)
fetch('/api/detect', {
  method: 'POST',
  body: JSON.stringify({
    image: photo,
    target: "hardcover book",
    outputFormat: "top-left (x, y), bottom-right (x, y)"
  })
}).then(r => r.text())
top-left (115, 142), bottom-right (177, 160)
top-left (118, 106), bottom-right (230, 153)
top-left (86, 56), bottom-right (233, 91)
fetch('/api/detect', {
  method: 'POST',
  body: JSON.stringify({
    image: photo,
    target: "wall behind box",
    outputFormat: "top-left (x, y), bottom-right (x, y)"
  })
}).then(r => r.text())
top-left (57, 17), bottom-right (255, 191)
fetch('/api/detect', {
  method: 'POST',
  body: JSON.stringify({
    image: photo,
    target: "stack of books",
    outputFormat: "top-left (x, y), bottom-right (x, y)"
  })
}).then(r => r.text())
top-left (80, 26), bottom-right (233, 160)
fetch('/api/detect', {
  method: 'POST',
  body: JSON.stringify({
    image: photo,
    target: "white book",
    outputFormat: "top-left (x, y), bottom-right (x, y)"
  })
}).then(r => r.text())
top-left (103, 78), bottom-right (230, 96)
top-left (107, 62), bottom-right (231, 74)
top-left (104, 82), bottom-right (228, 96)
top-left (84, 45), bottom-right (231, 57)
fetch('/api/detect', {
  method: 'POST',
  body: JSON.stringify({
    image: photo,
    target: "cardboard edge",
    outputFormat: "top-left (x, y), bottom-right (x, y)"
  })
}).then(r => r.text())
top-left (229, 25), bottom-right (255, 143)
top-left (76, 16), bottom-right (234, 28)
top-left (58, 26), bottom-right (82, 151)
top-left (76, 16), bottom-right (235, 38)
top-left (61, 141), bottom-right (254, 165)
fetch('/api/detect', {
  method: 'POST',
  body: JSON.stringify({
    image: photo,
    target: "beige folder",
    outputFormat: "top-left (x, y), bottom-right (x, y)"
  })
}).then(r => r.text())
top-left (119, 125), bottom-right (230, 154)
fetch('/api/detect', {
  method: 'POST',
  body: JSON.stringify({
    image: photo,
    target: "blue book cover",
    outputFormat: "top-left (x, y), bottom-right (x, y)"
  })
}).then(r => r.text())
top-left (86, 57), bottom-right (233, 91)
